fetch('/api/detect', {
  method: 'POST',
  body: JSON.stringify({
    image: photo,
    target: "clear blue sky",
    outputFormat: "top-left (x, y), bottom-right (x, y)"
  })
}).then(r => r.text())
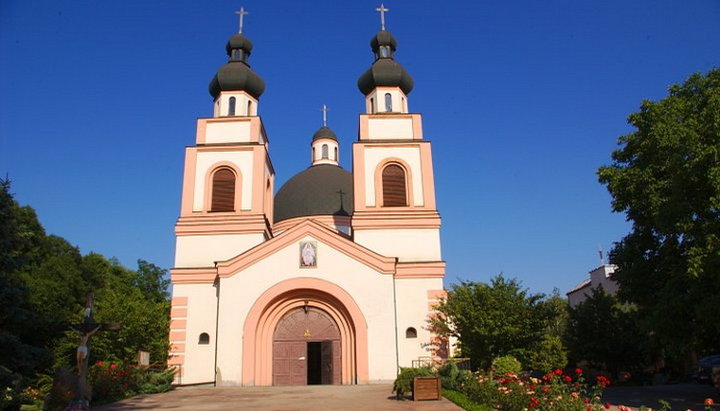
top-left (1, 0), bottom-right (718, 295)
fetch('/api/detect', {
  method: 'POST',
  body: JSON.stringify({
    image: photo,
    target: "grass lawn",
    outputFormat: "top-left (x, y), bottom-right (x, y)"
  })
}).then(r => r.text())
top-left (443, 389), bottom-right (493, 411)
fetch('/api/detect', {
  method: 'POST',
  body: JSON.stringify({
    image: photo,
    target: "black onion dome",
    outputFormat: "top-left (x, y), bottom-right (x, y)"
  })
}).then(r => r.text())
top-left (357, 30), bottom-right (414, 95)
top-left (274, 165), bottom-right (354, 223)
top-left (209, 33), bottom-right (265, 99)
top-left (225, 33), bottom-right (253, 55)
top-left (370, 30), bottom-right (397, 53)
top-left (312, 126), bottom-right (337, 141)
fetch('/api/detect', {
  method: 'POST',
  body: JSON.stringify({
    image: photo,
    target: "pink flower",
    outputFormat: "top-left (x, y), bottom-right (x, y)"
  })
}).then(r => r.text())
top-left (110, 363), bottom-right (117, 370)
top-left (705, 398), bottom-right (714, 405)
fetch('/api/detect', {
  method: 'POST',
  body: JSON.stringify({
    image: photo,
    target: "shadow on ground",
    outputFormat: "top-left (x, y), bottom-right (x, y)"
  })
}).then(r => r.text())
top-left (603, 383), bottom-right (718, 410)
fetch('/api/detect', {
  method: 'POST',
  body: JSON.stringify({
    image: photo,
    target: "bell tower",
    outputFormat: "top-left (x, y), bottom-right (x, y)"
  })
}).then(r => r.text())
top-left (174, 22), bottom-right (274, 269)
top-left (351, 13), bottom-right (442, 265)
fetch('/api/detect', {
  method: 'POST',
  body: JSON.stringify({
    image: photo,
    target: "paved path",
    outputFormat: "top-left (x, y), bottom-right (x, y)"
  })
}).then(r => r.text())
top-left (603, 384), bottom-right (719, 410)
top-left (97, 384), bottom-right (462, 411)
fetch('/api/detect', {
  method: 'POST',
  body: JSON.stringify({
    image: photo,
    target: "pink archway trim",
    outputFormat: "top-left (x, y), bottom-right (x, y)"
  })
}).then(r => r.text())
top-left (242, 277), bottom-right (369, 386)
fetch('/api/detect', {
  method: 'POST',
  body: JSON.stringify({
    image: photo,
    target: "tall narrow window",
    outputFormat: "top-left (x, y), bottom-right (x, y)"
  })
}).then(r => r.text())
top-left (228, 97), bottom-right (236, 116)
top-left (370, 97), bottom-right (374, 114)
top-left (334, 147), bottom-right (338, 161)
top-left (211, 168), bottom-right (235, 212)
top-left (382, 164), bottom-right (407, 206)
top-left (401, 97), bottom-right (406, 112)
top-left (247, 100), bottom-right (252, 115)
top-left (312, 147), bottom-right (315, 161)
top-left (322, 144), bottom-right (329, 159)
top-left (385, 93), bottom-right (392, 112)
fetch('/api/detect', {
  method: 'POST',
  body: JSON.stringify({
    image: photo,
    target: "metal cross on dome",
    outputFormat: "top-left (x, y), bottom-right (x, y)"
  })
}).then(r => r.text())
top-left (235, 6), bottom-right (249, 34)
top-left (376, 4), bottom-right (389, 31)
top-left (320, 104), bottom-right (329, 127)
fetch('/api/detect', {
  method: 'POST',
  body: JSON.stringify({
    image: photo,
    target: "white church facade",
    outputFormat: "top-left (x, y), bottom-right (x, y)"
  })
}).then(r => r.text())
top-left (169, 10), bottom-right (447, 386)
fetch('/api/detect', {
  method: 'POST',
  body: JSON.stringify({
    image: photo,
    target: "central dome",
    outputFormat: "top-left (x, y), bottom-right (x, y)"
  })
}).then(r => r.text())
top-left (274, 165), bottom-right (354, 223)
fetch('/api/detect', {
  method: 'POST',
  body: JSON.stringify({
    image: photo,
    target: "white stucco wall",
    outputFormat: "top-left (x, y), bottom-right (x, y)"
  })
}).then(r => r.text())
top-left (193, 151), bottom-right (254, 211)
top-left (213, 234), bottom-right (399, 385)
top-left (394, 277), bottom-right (444, 368)
top-left (354, 229), bottom-right (441, 262)
top-left (363, 146), bottom-right (423, 207)
top-left (173, 283), bottom-right (218, 385)
top-left (205, 121), bottom-right (252, 144)
top-left (174, 233), bottom-right (265, 267)
top-left (367, 117), bottom-right (414, 139)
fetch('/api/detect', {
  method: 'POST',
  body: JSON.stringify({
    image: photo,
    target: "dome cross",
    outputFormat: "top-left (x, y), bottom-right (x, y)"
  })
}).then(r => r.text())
top-left (320, 104), bottom-right (330, 127)
top-left (235, 6), bottom-right (249, 34)
top-left (376, 4), bottom-right (389, 31)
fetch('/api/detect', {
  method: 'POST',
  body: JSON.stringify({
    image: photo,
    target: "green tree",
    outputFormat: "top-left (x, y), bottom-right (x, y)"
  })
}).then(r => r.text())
top-left (1, 179), bottom-right (170, 385)
top-left (431, 275), bottom-right (567, 371)
top-left (0, 180), bottom-right (52, 398)
top-left (565, 288), bottom-right (648, 373)
top-left (598, 68), bottom-right (720, 364)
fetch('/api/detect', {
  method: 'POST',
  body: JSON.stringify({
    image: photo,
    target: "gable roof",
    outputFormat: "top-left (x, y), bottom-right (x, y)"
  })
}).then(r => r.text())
top-left (216, 219), bottom-right (396, 277)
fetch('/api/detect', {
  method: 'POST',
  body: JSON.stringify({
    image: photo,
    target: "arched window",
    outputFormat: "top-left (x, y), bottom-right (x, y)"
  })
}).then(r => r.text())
top-left (334, 147), bottom-right (338, 161)
top-left (211, 168), bottom-right (235, 212)
top-left (379, 46), bottom-right (389, 58)
top-left (228, 97), bottom-right (236, 116)
top-left (406, 327), bottom-right (417, 339)
top-left (198, 333), bottom-right (210, 345)
top-left (247, 100), bottom-right (252, 115)
top-left (384, 93), bottom-right (392, 112)
top-left (382, 164), bottom-right (407, 207)
top-left (322, 144), bottom-right (329, 159)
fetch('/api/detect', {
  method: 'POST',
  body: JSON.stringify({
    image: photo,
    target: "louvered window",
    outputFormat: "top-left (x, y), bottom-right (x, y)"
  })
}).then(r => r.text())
top-left (211, 168), bottom-right (235, 212)
top-left (385, 93), bottom-right (392, 112)
top-left (382, 164), bottom-right (407, 207)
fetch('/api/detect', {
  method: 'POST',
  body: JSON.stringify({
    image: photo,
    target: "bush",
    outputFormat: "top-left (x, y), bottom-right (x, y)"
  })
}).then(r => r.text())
top-left (392, 367), bottom-right (434, 398)
top-left (491, 356), bottom-right (521, 376)
top-left (89, 361), bottom-right (175, 405)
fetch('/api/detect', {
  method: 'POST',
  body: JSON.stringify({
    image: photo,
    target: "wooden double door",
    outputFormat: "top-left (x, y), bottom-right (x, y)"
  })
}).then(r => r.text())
top-left (272, 307), bottom-right (342, 386)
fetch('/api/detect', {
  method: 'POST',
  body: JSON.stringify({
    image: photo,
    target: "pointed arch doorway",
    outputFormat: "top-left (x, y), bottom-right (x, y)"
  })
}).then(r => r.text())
top-left (272, 306), bottom-right (341, 385)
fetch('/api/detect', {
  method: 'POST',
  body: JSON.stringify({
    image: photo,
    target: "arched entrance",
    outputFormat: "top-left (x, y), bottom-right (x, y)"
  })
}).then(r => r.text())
top-left (241, 278), bottom-right (369, 386)
top-left (272, 306), bottom-right (341, 385)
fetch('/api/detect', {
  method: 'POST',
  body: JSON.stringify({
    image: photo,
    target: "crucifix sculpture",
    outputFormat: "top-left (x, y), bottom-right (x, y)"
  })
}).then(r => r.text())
top-left (235, 6), bottom-right (249, 34)
top-left (376, 4), bottom-right (389, 31)
top-left (67, 292), bottom-right (121, 410)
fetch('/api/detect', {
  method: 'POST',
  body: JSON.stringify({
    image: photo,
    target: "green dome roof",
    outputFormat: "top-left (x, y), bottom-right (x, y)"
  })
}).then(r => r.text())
top-left (274, 165), bottom-right (353, 223)
top-left (312, 126), bottom-right (337, 141)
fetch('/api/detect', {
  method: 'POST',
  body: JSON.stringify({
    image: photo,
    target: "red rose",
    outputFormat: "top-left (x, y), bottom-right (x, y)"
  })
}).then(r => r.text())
top-left (584, 398), bottom-right (590, 404)
top-left (110, 363), bottom-right (117, 370)
top-left (554, 369), bottom-right (563, 375)
top-left (563, 376), bottom-right (572, 383)
top-left (604, 402), bottom-right (611, 409)
top-left (705, 398), bottom-right (714, 405)
top-left (97, 361), bottom-right (103, 366)
top-left (575, 368), bottom-right (583, 375)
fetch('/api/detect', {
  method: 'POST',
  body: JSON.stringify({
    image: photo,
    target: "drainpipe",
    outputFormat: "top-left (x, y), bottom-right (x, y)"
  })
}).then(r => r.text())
top-left (213, 272), bottom-right (220, 387)
top-left (392, 259), bottom-right (400, 375)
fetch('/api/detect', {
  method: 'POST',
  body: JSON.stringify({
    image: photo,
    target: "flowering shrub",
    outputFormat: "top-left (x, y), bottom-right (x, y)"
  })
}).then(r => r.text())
top-left (453, 367), bottom-right (614, 410)
top-left (89, 361), bottom-right (175, 405)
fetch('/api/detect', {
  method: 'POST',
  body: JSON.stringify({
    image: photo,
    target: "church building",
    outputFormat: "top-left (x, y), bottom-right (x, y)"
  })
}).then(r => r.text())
top-left (169, 8), bottom-right (447, 386)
